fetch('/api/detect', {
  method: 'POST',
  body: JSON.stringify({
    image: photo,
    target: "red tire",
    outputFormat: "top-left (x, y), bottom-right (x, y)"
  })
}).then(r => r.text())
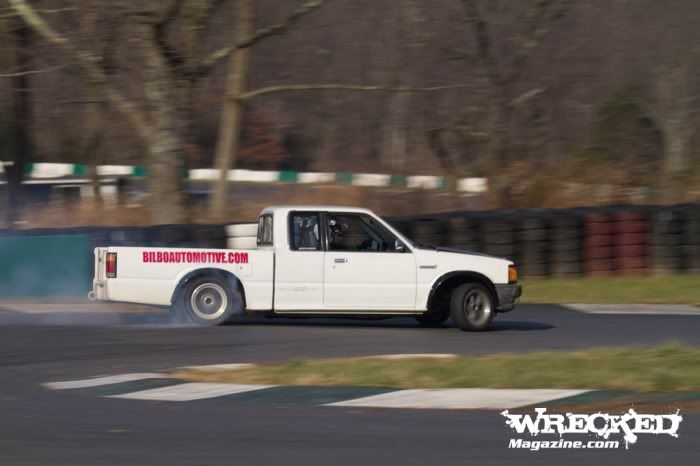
top-left (615, 232), bottom-right (648, 246)
top-left (584, 259), bottom-right (613, 272)
top-left (613, 222), bottom-right (648, 234)
top-left (586, 223), bottom-right (613, 235)
top-left (585, 235), bottom-right (612, 247)
top-left (615, 268), bottom-right (649, 276)
top-left (614, 244), bottom-right (647, 257)
top-left (585, 269), bottom-right (614, 277)
top-left (614, 256), bottom-right (648, 269)
top-left (613, 213), bottom-right (644, 223)
top-left (584, 247), bottom-right (613, 260)
top-left (586, 214), bottom-right (612, 224)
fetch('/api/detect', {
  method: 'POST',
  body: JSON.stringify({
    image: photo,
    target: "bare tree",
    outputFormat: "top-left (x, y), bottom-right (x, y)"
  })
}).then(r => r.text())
top-left (461, 0), bottom-right (570, 171)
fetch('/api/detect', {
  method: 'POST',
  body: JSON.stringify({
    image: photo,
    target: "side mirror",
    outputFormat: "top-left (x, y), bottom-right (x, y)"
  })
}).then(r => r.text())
top-left (394, 240), bottom-right (406, 252)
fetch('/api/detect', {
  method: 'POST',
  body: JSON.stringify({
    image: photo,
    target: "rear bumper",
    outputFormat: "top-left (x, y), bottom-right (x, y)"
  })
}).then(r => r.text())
top-left (495, 284), bottom-right (522, 312)
top-left (91, 280), bottom-right (107, 301)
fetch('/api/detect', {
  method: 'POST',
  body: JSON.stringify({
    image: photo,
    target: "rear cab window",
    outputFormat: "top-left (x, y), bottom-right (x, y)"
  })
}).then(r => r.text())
top-left (257, 214), bottom-right (273, 246)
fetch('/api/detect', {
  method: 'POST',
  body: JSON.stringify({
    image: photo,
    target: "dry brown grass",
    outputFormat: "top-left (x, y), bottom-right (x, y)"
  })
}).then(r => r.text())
top-left (2, 184), bottom-right (470, 228)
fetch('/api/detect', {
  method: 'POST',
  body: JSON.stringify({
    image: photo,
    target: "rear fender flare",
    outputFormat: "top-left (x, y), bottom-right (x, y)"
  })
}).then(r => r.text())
top-left (170, 267), bottom-right (246, 311)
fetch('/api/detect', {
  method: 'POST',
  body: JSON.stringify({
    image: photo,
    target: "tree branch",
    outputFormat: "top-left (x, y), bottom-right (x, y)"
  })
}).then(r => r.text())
top-left (461, 0), bottom-right (501, 87)
top-left (462, 0), bottom-right (570, 87)
top-left (0, 64), bottom-right (65, 78)
top-left (239, 83), bottom-right (470, 100)
top-left (507, 0), bottom-right (559, 82)
top-left (196, 0), bottom-right (327, 77)
top-left (0, 6), bottom-right (77, 19)
top-left (8, 0), bottom-right (151, 140)
top-left (154, 0), bottom-right (186, 73)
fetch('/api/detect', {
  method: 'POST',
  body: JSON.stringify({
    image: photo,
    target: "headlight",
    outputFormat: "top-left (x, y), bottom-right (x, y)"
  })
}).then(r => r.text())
top-left (508, 265), bottom-right (518, 283)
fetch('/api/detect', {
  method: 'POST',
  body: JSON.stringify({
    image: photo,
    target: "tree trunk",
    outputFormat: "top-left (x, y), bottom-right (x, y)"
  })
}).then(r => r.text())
top-left (81, 6), bottom-right (103, 202)
top-left (664, 120), bottom-right (691, 175)
top-left (486, 92), bottom-right (514, 207)
top-left (6, 19), bottom-right (32, 226)
top-left (140, 25), bottom-right (188, 225)
top-left (209, 0), bottom-right (255, 221)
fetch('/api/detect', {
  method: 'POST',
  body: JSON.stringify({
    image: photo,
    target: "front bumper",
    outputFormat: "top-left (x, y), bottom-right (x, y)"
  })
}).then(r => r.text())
top-left (495, 284), bottom-right (522, 312)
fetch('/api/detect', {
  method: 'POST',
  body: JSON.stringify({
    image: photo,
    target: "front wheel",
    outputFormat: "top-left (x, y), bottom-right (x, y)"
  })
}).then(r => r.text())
top-left (450, 283), bottom-right (494, 331)
top-left (181, 276), bottom-right (242, 326)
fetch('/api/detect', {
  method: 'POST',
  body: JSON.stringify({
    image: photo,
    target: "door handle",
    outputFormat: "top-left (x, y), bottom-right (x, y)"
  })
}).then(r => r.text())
top-left (334, 258), bottom-right (348, 263)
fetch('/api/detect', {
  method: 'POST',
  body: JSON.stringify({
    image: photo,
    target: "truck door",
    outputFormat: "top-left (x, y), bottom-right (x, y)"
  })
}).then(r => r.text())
top-left (274, 211), bottom-right (325, 310)
top-left (323, 213), bottom-right (416, 309)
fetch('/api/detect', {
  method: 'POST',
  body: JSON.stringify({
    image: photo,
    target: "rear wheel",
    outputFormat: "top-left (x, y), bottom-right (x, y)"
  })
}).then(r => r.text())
top-left (450, 283), bottom-right (494, 331)
top-left (181, 276), bottom-right (242, 326)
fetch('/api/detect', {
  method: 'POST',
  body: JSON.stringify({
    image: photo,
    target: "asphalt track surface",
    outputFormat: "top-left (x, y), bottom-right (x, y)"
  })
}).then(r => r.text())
top-left (1, 304), bottom-right (698, 465)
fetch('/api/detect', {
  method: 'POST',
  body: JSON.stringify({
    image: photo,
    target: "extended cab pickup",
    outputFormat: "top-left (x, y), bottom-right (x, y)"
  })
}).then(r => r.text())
top-left (90, 206), bottom-right (521, 331)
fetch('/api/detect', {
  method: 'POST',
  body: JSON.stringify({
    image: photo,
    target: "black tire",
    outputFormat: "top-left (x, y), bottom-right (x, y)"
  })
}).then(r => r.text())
top-left (415, 307), bottom-right (450, 327)
top-left (450, 283), bottom-right (495, 332)
top-left (521, 228), bottom-right (548, 242)
top-left (179, 275), bottom-right (242, 326)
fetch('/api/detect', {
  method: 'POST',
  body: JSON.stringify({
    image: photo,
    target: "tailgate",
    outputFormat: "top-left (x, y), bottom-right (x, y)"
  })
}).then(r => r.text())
top-left (91, 247), bottom-right (108, 300)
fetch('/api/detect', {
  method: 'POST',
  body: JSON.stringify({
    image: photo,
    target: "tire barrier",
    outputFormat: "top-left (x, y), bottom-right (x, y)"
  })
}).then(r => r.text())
top-left (1, 204), bottom-right (699, 290)
top-left (400, 203), bottom-right (699, 278)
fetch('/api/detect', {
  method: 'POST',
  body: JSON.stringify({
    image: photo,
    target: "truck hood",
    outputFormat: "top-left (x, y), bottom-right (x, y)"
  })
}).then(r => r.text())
top-left (413, 246), bottom-right (513, 284)
top-left (434, 246), bottom-right (498, 258)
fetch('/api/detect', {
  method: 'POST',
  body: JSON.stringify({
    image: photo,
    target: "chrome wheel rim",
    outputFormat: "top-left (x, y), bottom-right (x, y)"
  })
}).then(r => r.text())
top-left (463, 289), bottom-right (492, 326)
top-left (190, 283), bottom-right (228, 320)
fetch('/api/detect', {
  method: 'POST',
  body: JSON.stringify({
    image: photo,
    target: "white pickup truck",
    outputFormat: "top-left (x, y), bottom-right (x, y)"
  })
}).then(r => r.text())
top-left (90, 206), bottom-right (521, 331)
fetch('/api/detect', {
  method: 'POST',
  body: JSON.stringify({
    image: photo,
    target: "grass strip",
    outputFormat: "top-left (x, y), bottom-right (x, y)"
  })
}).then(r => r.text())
top-left (519, 275), bottom-right (700, 304)
top-left (171, 344), bottom-right (700, 392)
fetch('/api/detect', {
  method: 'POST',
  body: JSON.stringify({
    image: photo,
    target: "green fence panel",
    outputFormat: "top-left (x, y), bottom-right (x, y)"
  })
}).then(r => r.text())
top-left (279, 171), bottom-right (299, 183)
top-left (0, 235), bottom-right (92, 297)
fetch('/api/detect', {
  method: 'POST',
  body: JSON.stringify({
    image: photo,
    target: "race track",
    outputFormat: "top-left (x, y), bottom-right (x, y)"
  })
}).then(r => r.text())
top-left (0, 304), bottom-right (698, 465)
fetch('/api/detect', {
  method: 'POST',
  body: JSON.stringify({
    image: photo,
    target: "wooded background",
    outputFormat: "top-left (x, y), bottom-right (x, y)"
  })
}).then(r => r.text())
top-left (2, 0), bottom-right (700, 224)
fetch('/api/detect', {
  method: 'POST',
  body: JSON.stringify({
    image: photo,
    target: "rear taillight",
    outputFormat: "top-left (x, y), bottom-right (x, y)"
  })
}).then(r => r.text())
top-left (106, 252), bottom-right (117, 278)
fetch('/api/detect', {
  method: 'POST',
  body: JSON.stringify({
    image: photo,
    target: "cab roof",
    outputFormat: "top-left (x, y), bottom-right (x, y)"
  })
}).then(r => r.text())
top-left (261, 205), bottom-right (374, 216)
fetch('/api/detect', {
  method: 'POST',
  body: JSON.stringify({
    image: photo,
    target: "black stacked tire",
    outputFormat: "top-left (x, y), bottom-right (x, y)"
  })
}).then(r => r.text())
top-left (191, 225), bottom-right (228, 249)
top-left (651, 207), bottom-right (685, 274)
top-left (108, 227), bottom-right (150, 246)
top-left (518, 213), bottom-right (549, 277)
top-left (481, 215), bottom-right (517, 261)
top-left (683, 205), bottom-right (700, 274)
top-left (550, 212), bottom-right (583, 277)
top-left (446, 214), bottom-right (481, 251)
top-left (412, 218), bottom-right (446, 247)
top-left (152, 224), bottom-right (192, 247)
top-left (388, 219), bottom-right (413, 243)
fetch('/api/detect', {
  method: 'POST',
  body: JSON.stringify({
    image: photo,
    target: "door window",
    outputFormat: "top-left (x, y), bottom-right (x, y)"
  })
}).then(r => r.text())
top-left (327, 214), bottom-right (402, 252)
top-left (289, 212), bottom-right (321, 250)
